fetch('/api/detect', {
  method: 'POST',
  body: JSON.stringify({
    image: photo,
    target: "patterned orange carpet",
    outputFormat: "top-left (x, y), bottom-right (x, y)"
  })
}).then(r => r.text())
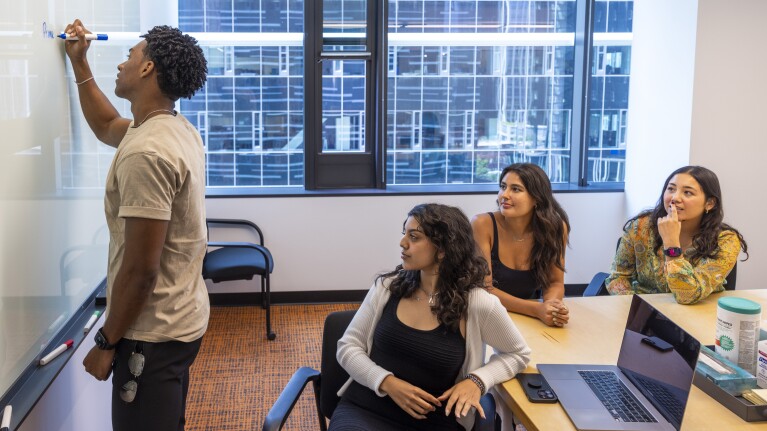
top-left (185, 303), bottom-right (359, 431)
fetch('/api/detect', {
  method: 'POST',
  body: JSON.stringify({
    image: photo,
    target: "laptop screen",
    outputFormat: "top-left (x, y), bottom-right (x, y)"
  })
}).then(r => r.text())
top-left (617, 295), bottom-right (701, 430)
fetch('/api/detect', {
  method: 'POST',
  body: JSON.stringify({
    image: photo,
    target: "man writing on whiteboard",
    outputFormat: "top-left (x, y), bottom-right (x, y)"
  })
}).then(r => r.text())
top-left (63, 19), bottom-right (209, 431)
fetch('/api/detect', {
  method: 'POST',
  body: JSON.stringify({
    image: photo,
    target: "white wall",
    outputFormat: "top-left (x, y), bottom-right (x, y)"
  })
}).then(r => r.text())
top-left (688, 0), bottom-right (767, 290)
top-left (206, 193), bottom-right (626, 293)
top-left (623, 0), bottom-right (699, 215)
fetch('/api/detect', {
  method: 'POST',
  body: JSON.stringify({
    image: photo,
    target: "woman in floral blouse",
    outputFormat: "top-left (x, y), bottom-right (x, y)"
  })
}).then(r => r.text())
top-left (606, 166), bottom-right (748, 304)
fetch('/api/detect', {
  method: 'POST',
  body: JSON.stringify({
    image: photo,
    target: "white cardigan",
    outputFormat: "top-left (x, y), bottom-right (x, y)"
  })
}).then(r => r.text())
top-left (336, 278), bottom-right (531, 430)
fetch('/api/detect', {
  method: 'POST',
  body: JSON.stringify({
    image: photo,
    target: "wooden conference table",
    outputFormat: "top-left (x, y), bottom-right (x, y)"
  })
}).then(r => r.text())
top-left (496, 290), bottom-right (767, 431)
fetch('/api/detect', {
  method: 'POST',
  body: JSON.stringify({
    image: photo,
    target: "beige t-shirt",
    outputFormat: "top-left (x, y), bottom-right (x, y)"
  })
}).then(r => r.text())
top-left (104, 113), bottom-right (209, 343)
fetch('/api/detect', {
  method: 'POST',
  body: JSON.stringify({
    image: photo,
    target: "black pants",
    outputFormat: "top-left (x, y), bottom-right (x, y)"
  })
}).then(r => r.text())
top-left (112, 337), bottom-right (203, 431)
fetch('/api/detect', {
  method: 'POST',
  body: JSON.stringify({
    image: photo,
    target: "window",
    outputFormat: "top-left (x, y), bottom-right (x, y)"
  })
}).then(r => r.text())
top-left (178, 0), bottom-right (633, 191)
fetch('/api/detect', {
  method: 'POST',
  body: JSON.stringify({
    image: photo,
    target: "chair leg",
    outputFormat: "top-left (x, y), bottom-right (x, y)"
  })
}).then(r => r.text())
top-left (312, 379), bottom-right (327, 431)
top-left (261, 276), bottom-right (267, 309)
top-left (264, 273), bottom-right (276, 341)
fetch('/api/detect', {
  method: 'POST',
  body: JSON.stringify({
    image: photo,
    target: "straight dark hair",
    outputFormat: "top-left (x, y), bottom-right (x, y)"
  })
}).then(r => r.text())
top-left (498, 163), bottom-right (570, 291)
top-left (625, 165), bottom-right (748, 262)
top-left (377, 203), bottom-right (488, 331)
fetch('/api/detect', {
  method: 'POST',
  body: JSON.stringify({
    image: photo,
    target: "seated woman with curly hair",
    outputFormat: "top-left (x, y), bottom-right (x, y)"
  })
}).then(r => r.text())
top-left (330, 203), bottom-right (531, 431)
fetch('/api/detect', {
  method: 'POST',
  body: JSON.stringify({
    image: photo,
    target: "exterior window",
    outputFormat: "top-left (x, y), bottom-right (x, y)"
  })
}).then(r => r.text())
top-left (179, 1), bottom-right (305, 188)
top-left (178, 0), bottom-right (633, 190)
top-left (387, 0), bottom-right (576, 185)
top-left (588, 0), bottom-right (632, 182)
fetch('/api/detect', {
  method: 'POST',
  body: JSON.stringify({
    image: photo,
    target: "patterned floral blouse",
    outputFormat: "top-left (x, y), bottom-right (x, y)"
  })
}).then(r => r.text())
top-left (606, 216), bottom-right (741, 304)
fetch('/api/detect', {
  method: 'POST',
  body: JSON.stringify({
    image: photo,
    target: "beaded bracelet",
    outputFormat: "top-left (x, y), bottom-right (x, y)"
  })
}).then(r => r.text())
top-left (466, 373), bottom-right (486, 394)
top-left (75, 76), bottom-right (95, 86)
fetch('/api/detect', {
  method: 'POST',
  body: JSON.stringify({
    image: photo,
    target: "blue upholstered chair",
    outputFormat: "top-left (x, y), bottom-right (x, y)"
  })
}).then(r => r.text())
top-left (203, 218), bottom-right (276, 340)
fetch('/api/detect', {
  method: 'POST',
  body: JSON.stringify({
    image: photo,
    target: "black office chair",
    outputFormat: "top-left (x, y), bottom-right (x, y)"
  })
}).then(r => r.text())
top-left (202, 218), bottom-right (276, 340)
top-left (723, 261), bottom-right (737, 291)
top-left (262, 310), bottom-right (501, 431)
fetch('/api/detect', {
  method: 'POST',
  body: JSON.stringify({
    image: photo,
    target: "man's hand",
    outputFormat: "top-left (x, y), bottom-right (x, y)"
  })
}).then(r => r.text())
top-left (380, 375), bottom-right (441, 419)
top-left (83, 346), bottom-right (115, 381)
top-left (438, 378), bottom-right (485, 419)
top-left (63, 19), bottom-right (92, 63)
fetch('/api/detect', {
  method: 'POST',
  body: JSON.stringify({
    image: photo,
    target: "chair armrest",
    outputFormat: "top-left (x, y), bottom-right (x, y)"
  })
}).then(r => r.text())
top-left (473, 393), bottom-right (497, 431)
top-left (207, 241), bottom-right (274, 271)
top-left (583, 272), bottom-right (610, 297)
top-left (207, 218), bottom-right (265, 245)
top-left (262, 367), bottom-right (321, 431)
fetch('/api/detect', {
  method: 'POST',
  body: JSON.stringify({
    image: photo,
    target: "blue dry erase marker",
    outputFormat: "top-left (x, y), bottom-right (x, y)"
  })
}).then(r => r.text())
top-left (58, 33), bottom-right (108, 41)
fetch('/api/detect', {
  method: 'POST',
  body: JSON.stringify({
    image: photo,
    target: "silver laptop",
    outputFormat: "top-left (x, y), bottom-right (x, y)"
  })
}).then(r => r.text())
top-left (539, 295), bottom-right (701, 431)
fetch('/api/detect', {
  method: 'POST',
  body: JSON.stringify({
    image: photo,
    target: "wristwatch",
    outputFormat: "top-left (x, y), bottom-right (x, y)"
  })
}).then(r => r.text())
top-left (94, 327), bottom-right (117, 350)
top-left (663, 247), bottom-right (683, 258)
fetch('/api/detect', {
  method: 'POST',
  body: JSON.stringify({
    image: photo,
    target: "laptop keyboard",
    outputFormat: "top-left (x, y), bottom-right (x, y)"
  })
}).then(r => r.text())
top-left (633, 375), bottom-right (685, 424)
top-left (578, 370), bottom-right (657, 423)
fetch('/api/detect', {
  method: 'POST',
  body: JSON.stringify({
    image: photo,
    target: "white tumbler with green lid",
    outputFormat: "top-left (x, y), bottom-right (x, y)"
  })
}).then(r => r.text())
top-left (716, 297), bottom-right (761, 375)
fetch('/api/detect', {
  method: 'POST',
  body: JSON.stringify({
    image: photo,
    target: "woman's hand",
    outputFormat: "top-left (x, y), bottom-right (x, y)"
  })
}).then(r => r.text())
top-left (658, 204), bottom-right (682, 249)
top-left (438, 378), bottom-right (485, 419)
top-left (380, 375), bottom-right (440, 419)
top-left (537, 299), bottom-right (569, 327)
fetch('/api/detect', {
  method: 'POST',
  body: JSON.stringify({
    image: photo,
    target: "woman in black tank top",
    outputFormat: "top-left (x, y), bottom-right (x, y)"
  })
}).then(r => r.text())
top-left (471, 163), bottom-right (571, 327)
top-left (330, 204), bottom-right (531, 431)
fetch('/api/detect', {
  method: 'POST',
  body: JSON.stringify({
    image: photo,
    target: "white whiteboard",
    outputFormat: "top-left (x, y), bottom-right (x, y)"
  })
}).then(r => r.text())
top-left (0, 0), bottom-right (139, 399)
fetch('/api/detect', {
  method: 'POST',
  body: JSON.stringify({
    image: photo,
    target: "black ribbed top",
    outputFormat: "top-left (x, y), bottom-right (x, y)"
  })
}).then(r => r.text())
top-left (341, 296), bottom-right (465, 430)
top-left (488, 212), bottom-right (539, 299)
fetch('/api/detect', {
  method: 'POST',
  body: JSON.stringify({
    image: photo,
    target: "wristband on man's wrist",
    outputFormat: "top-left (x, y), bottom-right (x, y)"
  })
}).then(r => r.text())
top-left (466, 373), bottom-right (486, 394)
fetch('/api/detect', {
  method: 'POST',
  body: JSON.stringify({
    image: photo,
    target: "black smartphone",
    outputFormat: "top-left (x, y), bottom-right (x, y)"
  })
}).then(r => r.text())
top-left (641, 336), bottom-right (674, 352)
top-left (517, 373), bottom-right (558, 403)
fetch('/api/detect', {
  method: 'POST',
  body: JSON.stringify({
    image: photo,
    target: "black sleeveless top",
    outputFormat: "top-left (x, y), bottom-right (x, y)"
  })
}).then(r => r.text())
top-left (340, 296), bottom-right (465, 430)
top-left (488, 212), bottom-right (539, 300)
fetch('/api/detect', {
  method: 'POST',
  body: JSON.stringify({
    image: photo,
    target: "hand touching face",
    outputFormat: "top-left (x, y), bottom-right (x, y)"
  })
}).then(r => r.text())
top-left (657, 203), bottom-right (682, 248)
top-left (659, 173), bottom-right (715, 247)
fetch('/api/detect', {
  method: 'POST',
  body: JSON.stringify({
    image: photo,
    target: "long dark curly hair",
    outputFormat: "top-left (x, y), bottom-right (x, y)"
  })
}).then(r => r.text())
top-left (626, 165), bottom-right (748, 263)
top-left (377, 203), bottom-right (489, 332)
top-left (497, 163), bottom-right (570, 291)
top-left (141, 26), bottom-right (207, 101)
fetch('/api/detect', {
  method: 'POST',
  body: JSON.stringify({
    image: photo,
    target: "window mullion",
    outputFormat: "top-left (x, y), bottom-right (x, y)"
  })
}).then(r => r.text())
top-left (570, 0), bottom-right (596, 186)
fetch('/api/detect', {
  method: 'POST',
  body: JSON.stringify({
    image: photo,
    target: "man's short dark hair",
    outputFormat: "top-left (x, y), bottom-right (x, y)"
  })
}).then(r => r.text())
top-left (141, 26), bottom-right (207, 101)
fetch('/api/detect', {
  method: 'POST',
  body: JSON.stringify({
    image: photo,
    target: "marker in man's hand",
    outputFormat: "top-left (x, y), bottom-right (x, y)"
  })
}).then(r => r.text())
top-left (58, 33), bottom-right (108, 41)
top-left (39, 340), bottom-right (74, 366)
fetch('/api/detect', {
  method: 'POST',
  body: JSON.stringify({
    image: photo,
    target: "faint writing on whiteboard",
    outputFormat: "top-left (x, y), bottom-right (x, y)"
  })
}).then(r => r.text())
top-left (0, 59), bottom-right (31, 120)
top-left (42, 21), bottom-right (55, 39)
